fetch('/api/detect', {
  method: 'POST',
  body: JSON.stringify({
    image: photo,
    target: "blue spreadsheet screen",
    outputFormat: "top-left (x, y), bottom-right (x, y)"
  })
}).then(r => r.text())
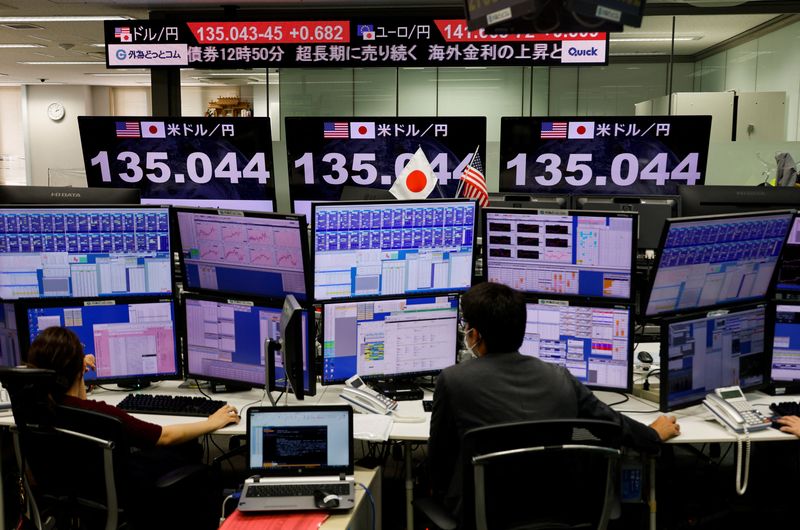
top-left (665, 306), bottom-right (766, 410)
top-left (0, 207), bottom-right (172, 300)
top-left (184, 297), bottom-right (311, 390)
top-left (313, 201), bottom-right (475, 301)
top-left (26, 301), bottom-right (178, 382)
top-left (322, 296), bottom-right (458, 384)
top-left (521, 302), bottom-right (631, 390)
top-left (484, 211), bottom-right (634, 299)
top-left (646, 212), bottom-right (793, 316)
top-left (777, 217), bottom-right (800, 292)
top-left (771, 304), bottom-right (800, 382)
top-left (176, 211), bottom-right (307, 302)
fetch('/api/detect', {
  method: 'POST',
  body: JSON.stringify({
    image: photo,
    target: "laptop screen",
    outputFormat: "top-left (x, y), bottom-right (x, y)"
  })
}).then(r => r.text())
top-left (247, 406), bottom-right (353, 477)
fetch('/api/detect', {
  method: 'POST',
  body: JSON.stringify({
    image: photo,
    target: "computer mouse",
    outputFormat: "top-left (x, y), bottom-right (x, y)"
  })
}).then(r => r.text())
top-left (637, 351), bottom-right (653, 365)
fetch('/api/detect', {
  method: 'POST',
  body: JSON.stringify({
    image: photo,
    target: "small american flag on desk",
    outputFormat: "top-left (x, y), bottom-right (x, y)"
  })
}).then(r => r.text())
top-left (323, 122), bottom-right (349, 139)
top-left (540, 121), bottom-right (568, 139)
top-left (459, 152), bottom-right (489, 207)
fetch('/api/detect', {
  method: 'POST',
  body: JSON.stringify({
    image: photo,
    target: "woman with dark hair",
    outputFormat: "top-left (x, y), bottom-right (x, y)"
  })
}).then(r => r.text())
top-left (26, 326), bottom-right (240, 448)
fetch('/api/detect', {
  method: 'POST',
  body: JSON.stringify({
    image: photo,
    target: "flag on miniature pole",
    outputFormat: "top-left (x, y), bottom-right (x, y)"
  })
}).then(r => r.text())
top-left (457, 148), bottom-right (489, 207)
top-left (389, 147), bottom-right (437, 200)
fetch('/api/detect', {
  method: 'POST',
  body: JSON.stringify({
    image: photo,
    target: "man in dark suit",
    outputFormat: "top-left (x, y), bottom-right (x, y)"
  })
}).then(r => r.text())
top-left (428, 282), bottom-right (680, 514)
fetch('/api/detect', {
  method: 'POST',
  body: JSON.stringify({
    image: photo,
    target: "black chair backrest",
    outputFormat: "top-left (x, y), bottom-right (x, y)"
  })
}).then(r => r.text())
top-left (460, 419), bottom-right (623, 530)
top-left (0, 367), bottom-right (59, 429)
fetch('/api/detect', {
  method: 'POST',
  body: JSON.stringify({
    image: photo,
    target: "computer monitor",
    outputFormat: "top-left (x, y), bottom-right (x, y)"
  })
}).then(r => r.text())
top-left (182, 293), bottom-right (315, 395)
top-left (312, 200), bottom-right (476, 302)
top-left (521, 299), bottom-right (633, 391)
top-left (645, 210), bottom-right (794, 317)
top-left (770, 302), bottom-right (800, 387)
top-left (574, 195), bottom-right (680, 251)
top-left (776, 217), bottom-right (800, 292)
top-left (679, 185), bottom-right (800, 218)
top-left (487, 193), bottom-right (569, 210)
top-left (321, 295), bottom-right (459, 385)
top-left (482, 208), bottom-right (637, 301)
top-left (22, 297), bottom-right (179, 387)
top-left (175, 207), bottom-right (310, 303)
top-left (660, 304), bottom-right (768, 411)
top-left (0, 205), bottom-right (173, 300)
top-left (0, 185), bottom-right (140, 205)
top-left (0, 303), bottom-right (20, 368)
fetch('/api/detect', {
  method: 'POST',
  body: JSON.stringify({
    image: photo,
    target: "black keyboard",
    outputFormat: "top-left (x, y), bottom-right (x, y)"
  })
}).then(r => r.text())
top-left (245, 483), bottom-right (350, 498)
top-left (769, 402), bottom-right (800, 417)
top-left (117, 394), bottom-right (226, 417)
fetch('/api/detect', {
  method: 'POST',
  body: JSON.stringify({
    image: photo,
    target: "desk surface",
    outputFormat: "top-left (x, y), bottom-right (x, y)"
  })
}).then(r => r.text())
top-left (1, 380), bottom-right (796, 445)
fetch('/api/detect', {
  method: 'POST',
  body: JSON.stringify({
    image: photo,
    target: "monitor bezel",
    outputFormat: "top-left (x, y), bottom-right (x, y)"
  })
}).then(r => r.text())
top-left (0, 203), bottom-right (175, 300)
top-left (17, 295), bottom-right (182, 386)
top-left (658, 302), bottom-right (772, 412)
top-left (310, 198), bottom-right (478, 304)
top-left (171, 206), bottom-right (311, 306)
top-left (319, 293), bottom-right (461, 386)
top-left (480, 207), bottom-right (638, 303)
top-left (678, 185), bottom-right (800, 218)
top-left (0, 185), bottom-right (141, 205)
top-left (644, 209), bottom-right (795, 319)
top-left (523, 297), bottom-right (634, 393)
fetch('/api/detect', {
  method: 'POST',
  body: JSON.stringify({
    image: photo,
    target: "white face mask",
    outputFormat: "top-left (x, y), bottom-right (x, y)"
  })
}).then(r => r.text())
top-left (463, 328), bottom-right (478, 356)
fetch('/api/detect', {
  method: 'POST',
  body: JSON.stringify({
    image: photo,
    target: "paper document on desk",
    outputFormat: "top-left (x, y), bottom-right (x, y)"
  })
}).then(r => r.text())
top-left (220, 509), bottom-right (328, 529)
top-left (353, 413), bottom-right (394, 441)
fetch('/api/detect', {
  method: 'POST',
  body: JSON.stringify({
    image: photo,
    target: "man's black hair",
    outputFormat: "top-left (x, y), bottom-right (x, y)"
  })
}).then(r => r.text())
top-left (460, 282), bottom-right (526, 354)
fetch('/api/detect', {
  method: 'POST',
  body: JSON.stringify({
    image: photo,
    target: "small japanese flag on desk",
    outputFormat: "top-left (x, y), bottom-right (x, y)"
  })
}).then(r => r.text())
top-left (389, 147), bottom-right (436, 200)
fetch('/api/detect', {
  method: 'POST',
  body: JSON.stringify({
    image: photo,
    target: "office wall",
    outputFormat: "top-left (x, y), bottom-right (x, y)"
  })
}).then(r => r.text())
top-left (0, 87), bottom-right (25, 185)
top-left (26, 85), bottom-right (92, 186)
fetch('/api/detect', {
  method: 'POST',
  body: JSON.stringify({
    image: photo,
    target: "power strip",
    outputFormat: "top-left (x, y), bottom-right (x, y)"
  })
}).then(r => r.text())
top-left (632, 382), bottom-right (660, 404)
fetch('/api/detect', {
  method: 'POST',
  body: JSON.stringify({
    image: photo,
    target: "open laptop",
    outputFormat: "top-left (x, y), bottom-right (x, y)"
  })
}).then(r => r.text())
top-left (237, 405), bottom-right (356, 512)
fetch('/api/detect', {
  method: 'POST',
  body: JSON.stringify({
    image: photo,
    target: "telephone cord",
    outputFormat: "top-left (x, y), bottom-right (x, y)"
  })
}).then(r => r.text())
top-left (735, 426), bottom-right (751, 496)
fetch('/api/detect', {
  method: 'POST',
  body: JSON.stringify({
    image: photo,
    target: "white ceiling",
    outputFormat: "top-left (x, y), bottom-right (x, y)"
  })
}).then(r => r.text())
top-left (0, 0), bottom-right (789, 86)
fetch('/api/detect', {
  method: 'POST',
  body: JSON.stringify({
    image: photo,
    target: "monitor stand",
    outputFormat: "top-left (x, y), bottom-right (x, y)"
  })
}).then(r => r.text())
top-left (209, 382), bottom-right (253, 393)
top-left (372, 379), bottom-right (423, 401)
top-left (116, 380), bottom-right (151, 391)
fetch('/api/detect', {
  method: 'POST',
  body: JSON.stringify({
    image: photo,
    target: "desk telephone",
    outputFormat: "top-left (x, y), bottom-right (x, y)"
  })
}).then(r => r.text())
top-left (703, 386), bottom-right (770, 433)
top-left (341, 375), bottom-right (398, 415)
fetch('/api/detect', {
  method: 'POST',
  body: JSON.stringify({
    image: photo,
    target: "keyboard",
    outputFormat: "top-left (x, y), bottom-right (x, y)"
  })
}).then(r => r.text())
top-left (769, 402), bottom-right (800, 417)
top-left (117, 394), bottom-right (226, 417)
top-left (245, 483), bottom-right (351, 498)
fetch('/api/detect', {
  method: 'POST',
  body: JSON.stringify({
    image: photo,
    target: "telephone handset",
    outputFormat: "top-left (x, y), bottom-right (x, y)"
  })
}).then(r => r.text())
top-left (703, 386), bottom-right (769, 433)
top-left (341, 375), bottom-right (398, 415)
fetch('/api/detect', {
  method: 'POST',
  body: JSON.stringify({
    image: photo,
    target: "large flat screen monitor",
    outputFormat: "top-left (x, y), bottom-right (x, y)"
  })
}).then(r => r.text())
top-left (574, 195), bottom-right (679, 251)
top-left (776, 217), bottom-right (800, 292)
top-left (522, 299), bottom-right (633, 391)
top-left (321, 295), bottom-right (459, 385)
top-left (482, 208), bottom-right (636, 301)
top-left (175, 208), bottom-right (309, 303)
top-left (0, 205), bottom-right (172, 300)
top-left (679, 185), bottom-right (800, 218)
top-left (0, 303), bottom-right (20, 367)
top-left (182, 293), bottom-right (314, 394)
top-left (770, 302), bottom-right (800, 386)
top-left (645, 211), bottom-right (794, 317)
top-left (22, 298), bottom-right (179, 386)
top-left (0, 185), bottom-right (140, 205)
top-left (312, 200), bottom-right (476, 302)
top-left (660, 304), bottom-right (767, 411)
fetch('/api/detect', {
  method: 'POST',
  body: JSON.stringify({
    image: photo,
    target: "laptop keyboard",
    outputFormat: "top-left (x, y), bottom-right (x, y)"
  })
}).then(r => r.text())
top-left (117, 394), bottom-right (226, 417)
top-left (246, 483), bottom-right (351, 498)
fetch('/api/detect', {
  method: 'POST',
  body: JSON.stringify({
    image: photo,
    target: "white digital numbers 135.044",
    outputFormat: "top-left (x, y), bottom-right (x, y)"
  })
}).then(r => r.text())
top-left (89, 151), bottom-right (271, 184)
top-left (506, 152), bottom-right (702, 187)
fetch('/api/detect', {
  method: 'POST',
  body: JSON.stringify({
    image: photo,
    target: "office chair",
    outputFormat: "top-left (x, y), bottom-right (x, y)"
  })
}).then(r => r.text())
top-left (416, 418), bottom-right (623, 530)
top-left (0, 367), bottom-right (213, 530)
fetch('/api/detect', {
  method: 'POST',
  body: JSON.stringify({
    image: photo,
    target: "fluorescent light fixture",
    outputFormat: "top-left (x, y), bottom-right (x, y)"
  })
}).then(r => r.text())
top-left (0, 43), bottom-right (46, 48)
top-left (88, 73), bottom-right (150, 77)
top-left (609, 51), bottom-right (669, 56)
top-left (0, 16), bottom-right (133, 23)
top-left (610, 36), bottom-right (701, 43)
top-left (202, 72), bottom-right (267, 77)
top-left (18, 61), bottom-right (103, 65)
top-left (90, 43), bottom-right (106, 48)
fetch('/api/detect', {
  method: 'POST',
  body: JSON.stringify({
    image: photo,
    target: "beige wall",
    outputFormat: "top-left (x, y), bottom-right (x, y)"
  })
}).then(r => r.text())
top-left (0, 87), bottom-right (25, 185)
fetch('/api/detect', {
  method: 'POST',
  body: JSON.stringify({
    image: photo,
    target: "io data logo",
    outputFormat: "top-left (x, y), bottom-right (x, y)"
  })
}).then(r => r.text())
top-left (560, 40), bottom-right (606, 64)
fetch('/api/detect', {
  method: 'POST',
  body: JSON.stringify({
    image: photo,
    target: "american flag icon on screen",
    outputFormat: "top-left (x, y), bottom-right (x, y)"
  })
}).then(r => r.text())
top-left (114, 27), bottom-right (132, 42)
top-left (115, 121), bottom-right (140, 138)
top-left (323, 122), bottom-right (349, 139)
top-left (540, 121), bottom-right (568, 139)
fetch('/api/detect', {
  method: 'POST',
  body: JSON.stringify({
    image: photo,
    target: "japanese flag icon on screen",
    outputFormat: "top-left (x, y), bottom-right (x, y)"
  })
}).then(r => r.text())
top-left (568, 121), bottom-right (595, 140)
top-left (350, 122), bottom-right (375, 139)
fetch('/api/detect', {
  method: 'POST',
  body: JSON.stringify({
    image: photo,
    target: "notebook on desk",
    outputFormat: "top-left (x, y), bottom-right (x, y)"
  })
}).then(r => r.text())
top-left (238, 405), bottom-right (356, 512)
